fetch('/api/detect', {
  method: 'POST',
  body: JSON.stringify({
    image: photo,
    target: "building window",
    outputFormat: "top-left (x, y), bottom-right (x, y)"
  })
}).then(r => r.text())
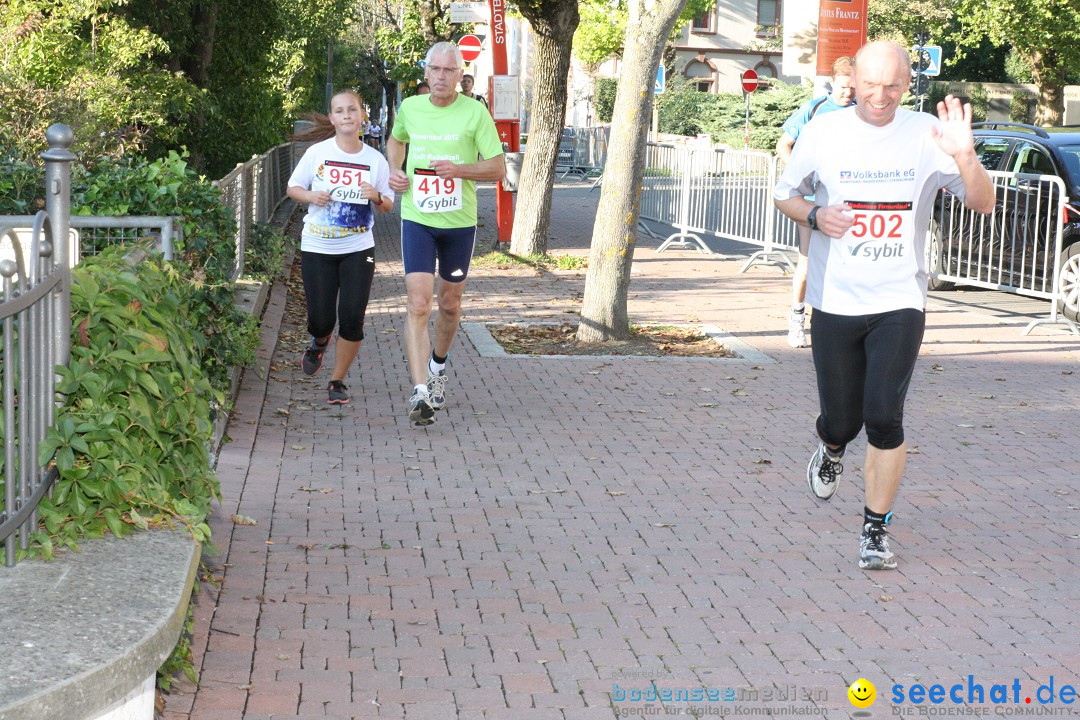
top-left (691, 9), bottom-right (714, 33)
top-left (753, 61), bottom-right (777, 85)
top-left (684, 57), bottom-right (715, 92)
top-left (757, 0), bottom-right (780, 37)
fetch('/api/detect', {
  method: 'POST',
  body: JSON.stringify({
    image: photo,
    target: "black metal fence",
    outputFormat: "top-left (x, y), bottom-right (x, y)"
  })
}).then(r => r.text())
top-left (0, 127), bottom-right (299, 567)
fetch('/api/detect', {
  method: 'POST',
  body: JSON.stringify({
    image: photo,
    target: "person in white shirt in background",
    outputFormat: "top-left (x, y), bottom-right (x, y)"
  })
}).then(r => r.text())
top-left (776, 56), bottom-right (856, 348)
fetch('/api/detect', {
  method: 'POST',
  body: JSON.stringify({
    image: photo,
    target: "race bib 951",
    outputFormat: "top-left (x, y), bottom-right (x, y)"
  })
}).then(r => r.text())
top-left (314, 160), bottom-right (371, 204)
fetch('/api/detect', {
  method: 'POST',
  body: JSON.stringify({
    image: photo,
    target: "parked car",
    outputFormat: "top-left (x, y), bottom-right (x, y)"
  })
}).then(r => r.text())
top-left (927, 122), bottom-right (1080, 322)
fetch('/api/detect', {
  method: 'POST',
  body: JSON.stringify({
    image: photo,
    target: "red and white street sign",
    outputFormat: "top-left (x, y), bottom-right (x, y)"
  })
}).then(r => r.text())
top-left (741, 69), bottom-right (759, 93)
top-left (458, 34), bottom-right (483, 63)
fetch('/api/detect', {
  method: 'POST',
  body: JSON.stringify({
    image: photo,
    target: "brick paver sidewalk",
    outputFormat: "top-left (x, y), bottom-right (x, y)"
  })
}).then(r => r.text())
top-left (164, 183), bottom-right (1080, 720)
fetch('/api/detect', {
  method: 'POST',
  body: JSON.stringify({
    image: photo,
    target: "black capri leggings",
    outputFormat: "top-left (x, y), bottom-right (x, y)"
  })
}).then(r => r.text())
top-left (301, 249), bottom-right (376, 343)
top-left (810, 307), bottom-right (925, 451)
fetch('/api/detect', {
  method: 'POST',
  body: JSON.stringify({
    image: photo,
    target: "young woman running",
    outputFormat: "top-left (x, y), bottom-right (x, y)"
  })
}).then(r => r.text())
top-left (287, 90), bottom-right (395, 404)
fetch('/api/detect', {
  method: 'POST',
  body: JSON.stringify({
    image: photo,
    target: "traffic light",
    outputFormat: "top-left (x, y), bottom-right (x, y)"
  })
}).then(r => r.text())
top-left (910, 74), bottom-right (930, 97)
top-left (913, 48), bottom-right (931, 75)
top-left (910, 31), bottom-right (932, 99)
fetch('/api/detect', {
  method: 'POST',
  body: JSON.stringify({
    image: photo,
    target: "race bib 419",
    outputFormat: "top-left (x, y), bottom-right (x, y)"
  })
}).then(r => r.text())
top-left (412, 168), bottom-right (462, 213)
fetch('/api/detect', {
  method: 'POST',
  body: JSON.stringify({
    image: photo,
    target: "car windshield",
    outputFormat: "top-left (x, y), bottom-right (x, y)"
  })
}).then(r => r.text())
top-left (1056, 144), bottom-right (1080, 194)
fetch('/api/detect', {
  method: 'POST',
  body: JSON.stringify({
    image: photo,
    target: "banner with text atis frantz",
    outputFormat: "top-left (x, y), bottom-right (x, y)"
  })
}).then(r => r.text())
top-left (816, 0), bottom-right (868, 75)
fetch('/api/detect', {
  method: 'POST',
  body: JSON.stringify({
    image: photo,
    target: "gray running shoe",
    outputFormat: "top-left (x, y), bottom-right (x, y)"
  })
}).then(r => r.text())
top-left (301, 337), bottom-right (327, 376)
top-left (327, 380), bottom-right (349, 405)
top-left (806, 442), bottom-right (843, 500)
top-left (859, 521), bottom-right (897, 570)
top-left (426, 367), bottom-right (447, 410)
top-left (409, 389), bottom-right (435, 425)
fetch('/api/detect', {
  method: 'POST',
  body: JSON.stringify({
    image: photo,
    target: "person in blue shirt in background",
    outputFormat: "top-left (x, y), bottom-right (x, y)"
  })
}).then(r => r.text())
top-left (775, 56), bottom-right (856, 348)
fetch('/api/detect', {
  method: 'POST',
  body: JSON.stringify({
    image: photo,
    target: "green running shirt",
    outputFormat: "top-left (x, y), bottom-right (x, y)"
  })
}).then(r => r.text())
top-left (392, 93), bottom-right (504, 229)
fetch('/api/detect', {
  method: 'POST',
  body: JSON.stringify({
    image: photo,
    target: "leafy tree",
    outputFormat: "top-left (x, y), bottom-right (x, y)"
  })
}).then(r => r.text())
top-left (939, 37), bottom-right (1011, 82)
top-left (952, 0), bottom-right (1080, 125)
top-left (340, 3), bottom-right (401, 127)
top-left (375, 0), bottom-right (460, 88)
top-left (579, 0), bottom-right (692, 343)
top-left (574, 0), bottom-right (629, 72)
top-left (509, 0), bottom-right (581, 257)
top-left (594, 78), bottom-right (618, 123)
top-left (867, 0), bottom-right (950, 45)
top-left (1005, 49), bottom-right (1034, 84)
top-left (572, 0), bottom-right (716, 71)
top-left (1, 0), bottom-right (357, 174)
top-left (0, 0), bottom-right (199, 160)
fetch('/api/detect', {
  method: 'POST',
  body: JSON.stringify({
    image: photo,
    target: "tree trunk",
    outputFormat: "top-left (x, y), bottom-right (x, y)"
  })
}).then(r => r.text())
top-left (1029, 48), bottom-right (1065, 126)
top-left (419, 1), bottom-right (443, 45)
top-left (181, 0), bottom-right (219, 169)
top-left (509, 1), bottom-right (580, 257)
top-left (577, 0), bottom-right (689, 342)
top-left (183, 1), bottom-right (219, 89)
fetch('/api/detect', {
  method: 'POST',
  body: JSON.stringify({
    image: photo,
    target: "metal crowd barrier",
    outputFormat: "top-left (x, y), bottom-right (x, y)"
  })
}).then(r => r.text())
top-left (1, 129), bottom-right (300, 567)
top-left (213, 142), bottom-right (297, 281)
top-left (642, 144), bottom-right (1076, 334)
top-left (931, 170), bottom-right (1078, 335)
top-left (644, 143), bottom-right (796, 272)
top-left (0, 125), bottom-right (74, 567)
top-left (557, 126), bottom-right (610, 183)
top-left (71, 216), bottom-right (179, 262)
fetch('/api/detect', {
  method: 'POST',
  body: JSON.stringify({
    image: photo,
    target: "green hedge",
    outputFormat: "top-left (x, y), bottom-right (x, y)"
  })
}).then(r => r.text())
top-left (21, 248), bottom-right (221, 560)
top-left (655, 79), bottom-right (812, 150)
top-left (0, 150), bottom-right (260, 394)
top-left (0, 149), bottom-right (261, 560)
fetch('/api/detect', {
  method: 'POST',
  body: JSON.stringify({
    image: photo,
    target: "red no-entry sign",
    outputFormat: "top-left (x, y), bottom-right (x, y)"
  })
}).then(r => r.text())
top-left (741, 69), bottom-right (759, 93)
top-left (458, 35), bottom-right (482, 63)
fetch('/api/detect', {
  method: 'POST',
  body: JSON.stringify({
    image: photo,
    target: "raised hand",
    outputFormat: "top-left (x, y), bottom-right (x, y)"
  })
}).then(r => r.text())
top-left (931, 94), bottom-right (976, 158)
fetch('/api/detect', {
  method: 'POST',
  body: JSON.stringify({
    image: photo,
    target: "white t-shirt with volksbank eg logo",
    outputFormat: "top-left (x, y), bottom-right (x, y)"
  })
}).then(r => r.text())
top-left (774, 109), bottom-right (967, 315)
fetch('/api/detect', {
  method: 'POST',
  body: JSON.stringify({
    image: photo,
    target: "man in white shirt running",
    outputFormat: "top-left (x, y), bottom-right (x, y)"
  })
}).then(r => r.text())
top-left (773, 41), bottom-right (993, 571)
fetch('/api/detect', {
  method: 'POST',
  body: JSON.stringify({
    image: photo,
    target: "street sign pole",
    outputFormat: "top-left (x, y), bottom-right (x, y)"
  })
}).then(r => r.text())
top-left (744, 94), bottom-right (751, 149)
top-left (651, 65), bottom-right (665, 142)
top-left (488, 0), bottom-right (517, 243)
top-left (740, 69), bottom-right (759, 149)
top-left (910, 31), bottom-right (942, 114)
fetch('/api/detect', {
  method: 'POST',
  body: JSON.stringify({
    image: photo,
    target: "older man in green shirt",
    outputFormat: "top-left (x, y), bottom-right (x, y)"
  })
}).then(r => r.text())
top-left (387, 41), bottom-right (505, 426)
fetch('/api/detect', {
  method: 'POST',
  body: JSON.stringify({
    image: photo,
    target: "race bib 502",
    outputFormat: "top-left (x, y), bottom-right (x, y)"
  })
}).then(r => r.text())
top-left (842, 200), bottom-right (913, 265)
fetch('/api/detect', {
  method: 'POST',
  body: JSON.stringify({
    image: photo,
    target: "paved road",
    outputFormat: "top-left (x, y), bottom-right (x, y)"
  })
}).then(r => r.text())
top-left (164, 182), bottom-right (1080, 720)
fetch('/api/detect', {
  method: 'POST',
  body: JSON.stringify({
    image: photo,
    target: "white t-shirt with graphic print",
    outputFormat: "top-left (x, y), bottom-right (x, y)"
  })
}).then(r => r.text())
top-left (288, 138), bottom-right (394, 255)
top-left (774, 109), bottom-right (967, 315)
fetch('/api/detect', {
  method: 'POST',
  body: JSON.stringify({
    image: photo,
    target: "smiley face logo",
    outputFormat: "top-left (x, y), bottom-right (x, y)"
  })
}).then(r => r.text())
top-left (848, 678), bottom-right (876, 708)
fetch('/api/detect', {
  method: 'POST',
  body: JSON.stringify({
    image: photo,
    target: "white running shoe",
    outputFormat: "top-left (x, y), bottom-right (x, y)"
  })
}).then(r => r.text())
top-left (787, 308), bottom-right (808, 348)
top-left (408, 388), bottom-right (435, 425)
top-left (426, 367), bottom-right (447, 410)
top-left (806, 442), bottom-right (843, 500)
top-left (859, 521), bottom-right (897, 570)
